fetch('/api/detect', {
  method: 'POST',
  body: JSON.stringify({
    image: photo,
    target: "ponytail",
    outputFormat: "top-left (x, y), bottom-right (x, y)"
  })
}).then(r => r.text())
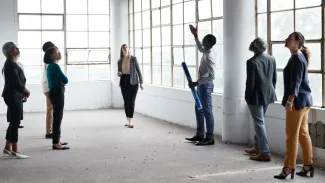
top-left (301, 45), bottom-right (311, 67)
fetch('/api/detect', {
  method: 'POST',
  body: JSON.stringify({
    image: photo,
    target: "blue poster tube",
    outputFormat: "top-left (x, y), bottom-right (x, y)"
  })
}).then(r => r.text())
top-left (181, 62), bottom-right (203, 110)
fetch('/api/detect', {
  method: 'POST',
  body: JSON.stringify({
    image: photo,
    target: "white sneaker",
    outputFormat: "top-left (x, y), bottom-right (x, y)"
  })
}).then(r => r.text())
top-left (11, 152), bottom-right (29, 159)
top-left (3, 149), bottom-right (11, 156)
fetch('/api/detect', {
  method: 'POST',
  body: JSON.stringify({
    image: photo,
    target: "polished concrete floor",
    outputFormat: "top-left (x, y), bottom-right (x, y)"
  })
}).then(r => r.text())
top-left (0, 109), bottom-right (324, 183)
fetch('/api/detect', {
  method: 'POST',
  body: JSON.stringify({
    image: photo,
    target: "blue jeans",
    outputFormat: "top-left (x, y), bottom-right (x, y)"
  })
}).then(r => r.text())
top-left (195, 82), bottom-right (214, 139)
top-left (248, 104), bottom-right (271, 156)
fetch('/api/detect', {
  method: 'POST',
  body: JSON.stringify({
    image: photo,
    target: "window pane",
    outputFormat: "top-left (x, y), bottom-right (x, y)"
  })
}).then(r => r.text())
top-left (143, 48), bottom-right (151, 64)
top-left (173, 48), bottom-right (184, 65)
top-left (42, 31), bottom-right (65, 48)
top-left (214, 69), bottom-right (223, 93)
top-left (271, 0), bottom-right (293, 11)
top-left (66, 15), bottom-right (88, 31)
top-left (173, 66), bottom-right (184, 88)
top-left (88, 49), bottom-right (109, 62)
top-left (129, 0), bottom-right (134, 13)
top-left (141, 64), bottom-right (150, 83)
top-left (135, 30), bottom-right (142, 47)
top-left (152, 27), bottom-right (161, 46)
top-left (67, 49), bottom-right (88, 62)
top-left (161, 0), bottom-right (170, 6)
top-left (275, 71), bottom-right (284, 100)
top-left (173, 3), bottom-right (183, 24)
top-left (129, 14), bottom-right (134, 30)
top-left (188, 67), bottom-right (197, 82)
top-left (184, 1), bottom-right (195, 23)
top-left (135, 48), bottom-right (142, 63)
top-left (67, 65), bottom-right (88, 81)
top-left (142, 0), bottom-right (150, 10)
top-left (134, 13), bottom-right (142, 30)
top-left (152, 9), bottom-right (161, 27)
top-left (215, 44), bottom-right (223, 68)
top-left (19, 49), bottom-right (42, 66)
top-left (89, 64), bottom-right (110, 81)
top-left (161, 7), bottom-right (171, 25)
top-left (305, 43), bottom-right (321, 70)
top-left (257, 0), bottom-right (267, 13)
top-left (296, 7), bottom-right (321, 40)
top-left (184, 47), bottom-right (196, 66)
top-left (18, 31), bottom-right (41, 48)
top-left (67, 32), bottom-right (88, 48)
top-left (66, 0), bottom-right (87, 14)
top-left (296, 0), bottom-right (320, 8)
top-left (212, 0), bottom-right (223, 17)
top-left (184, 24), bottom-right (195, 45)
top-left (199, 0), bottom-right (211, 20)
top-left (42, 15), bottom-right (63, 30)
top-left (24, 66), bottom-right (41, 83)
top-left (134, 0), bottom-right (142, 12)
top-left (213, 20), bottom-right (223, 44)
top-left (173, 0), bottom-right (183, 4)
top-left (129, 31), bottom-right (134, 47)
top-left (271, 11), bottom-right (294, 41)
top-left (257, 14), bottom-right (267, 41)
top-left (18, 0), bottom-right (40, 13)
top-left (142, 11), bottom-right (151, 29)
top-left (272, 44), bottom-right (291, 69)
top-left (143, 29), bottom-right (151, 47)
top-left (19, 15), bottom-right (41, 30)
top-left (162, 26), bottom-right (171, 46)
top-left (162, 47), bottom-right (171, 65)
top-left (198, 21), bottom-right (212, 40)
top-left (309, 73), bottom-right (322, 107)
top-left (162, 66), bottom-right (172, 86)
top-left (42, 0), bottom-right (64, 13)
top-left (153, 66), bottom-right (161, 85)
top-left (152, 0), bottom-right (160, 9)
top-left (89, 15), bottom-right (110, 31)
top-left (89, 32), bottom-right (110, 48)
top-left (173, 25), bottom-right (183, 45)
top-left (88, 0), bottom-right (110, 14)
top-left (152, 47), bottom-right (161, 64)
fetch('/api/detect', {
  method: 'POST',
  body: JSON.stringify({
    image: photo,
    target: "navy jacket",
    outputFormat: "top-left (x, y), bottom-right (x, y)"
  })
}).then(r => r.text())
top-left (281, 53), bottom-right (313, 110)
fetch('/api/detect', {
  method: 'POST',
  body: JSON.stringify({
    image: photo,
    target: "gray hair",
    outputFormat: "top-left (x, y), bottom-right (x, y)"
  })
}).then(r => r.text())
top-left (249, 37), bottom-right (267, 53)
top-left (2, 42), bottom-right (16, 58)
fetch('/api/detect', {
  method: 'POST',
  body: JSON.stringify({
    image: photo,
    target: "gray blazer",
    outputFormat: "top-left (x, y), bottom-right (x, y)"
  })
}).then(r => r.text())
top-left (245, 53), bottom-right (277, 105)
top-left (118, 56), bottom-right (143, 86)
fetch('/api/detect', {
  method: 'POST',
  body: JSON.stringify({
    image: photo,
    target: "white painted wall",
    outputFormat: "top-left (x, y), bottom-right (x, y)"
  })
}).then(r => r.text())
top-left (0, 0), bottom-right (112, 114)
top-left (135, 85), bottom-right (325, 166)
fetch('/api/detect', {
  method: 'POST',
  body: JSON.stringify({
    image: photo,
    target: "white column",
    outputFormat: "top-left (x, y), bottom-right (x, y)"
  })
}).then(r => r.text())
top-left (0, 0), bottom-right (18, 113)
top-left (222, 0), bottom-right (255, 143)
top-left (110, 0), bottom-right (128, 108)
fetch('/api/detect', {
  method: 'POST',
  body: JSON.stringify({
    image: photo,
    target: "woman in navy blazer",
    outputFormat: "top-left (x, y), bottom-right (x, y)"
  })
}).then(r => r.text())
top-left (274, 32), bottom-right (314, 179)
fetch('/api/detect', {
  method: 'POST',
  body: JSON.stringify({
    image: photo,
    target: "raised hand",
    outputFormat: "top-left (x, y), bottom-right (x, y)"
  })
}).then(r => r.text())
top-left (189, 24), bottom-right (198, 37)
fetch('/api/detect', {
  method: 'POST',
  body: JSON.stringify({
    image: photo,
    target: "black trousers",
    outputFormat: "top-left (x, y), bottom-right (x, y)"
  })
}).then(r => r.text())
top-left (4, 99), bottom-right (22, 143)
top-left (120, 74), bottom-right (138, 118)
top-left (49, 86), bottom-right (65, 144)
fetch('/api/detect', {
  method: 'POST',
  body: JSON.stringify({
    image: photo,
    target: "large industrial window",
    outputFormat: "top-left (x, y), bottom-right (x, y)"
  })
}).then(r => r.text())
top-left (17, 0), bottom-right (110, 83)
top-left (129, 0), bottom-right (223, 93)
top-left (256, 0), bottom-right (323, 107)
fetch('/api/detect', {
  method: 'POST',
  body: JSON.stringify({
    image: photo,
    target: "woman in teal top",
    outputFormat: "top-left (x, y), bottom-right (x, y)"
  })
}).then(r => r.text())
top-left (44, 46), bottom-right (69, 150)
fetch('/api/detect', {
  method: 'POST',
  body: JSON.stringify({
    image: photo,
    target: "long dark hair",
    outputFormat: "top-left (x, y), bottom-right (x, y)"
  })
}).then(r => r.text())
top-left (43, 47), bottom-right (56, 64)
top-left (120, 44), bottom-right (128, 60)
top-left (293, 32), bottom-right (311, 66)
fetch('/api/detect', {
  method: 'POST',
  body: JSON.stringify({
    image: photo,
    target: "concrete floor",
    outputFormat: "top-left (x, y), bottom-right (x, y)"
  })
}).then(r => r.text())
top-left (0, 109), bottom-right (324, 183)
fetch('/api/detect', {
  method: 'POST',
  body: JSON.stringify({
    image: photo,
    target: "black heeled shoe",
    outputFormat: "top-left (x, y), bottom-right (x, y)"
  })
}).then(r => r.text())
top-left (296, 165), bottom-right (314, 177)
top-left (274, 167), bottom-right (295, 179)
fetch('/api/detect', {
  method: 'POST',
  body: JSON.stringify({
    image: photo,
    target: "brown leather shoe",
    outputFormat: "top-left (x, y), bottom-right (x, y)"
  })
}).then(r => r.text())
top-left (245, 148), bottom-right (260, 155)
top-left (250, 154), bottom-right (271, 162)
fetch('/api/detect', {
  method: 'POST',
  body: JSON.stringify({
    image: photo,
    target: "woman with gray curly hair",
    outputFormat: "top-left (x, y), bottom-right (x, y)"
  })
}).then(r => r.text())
top-left (2, 42), bottom-right (30, 159)
top-left (244, 37), bottom-right (277, 162)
